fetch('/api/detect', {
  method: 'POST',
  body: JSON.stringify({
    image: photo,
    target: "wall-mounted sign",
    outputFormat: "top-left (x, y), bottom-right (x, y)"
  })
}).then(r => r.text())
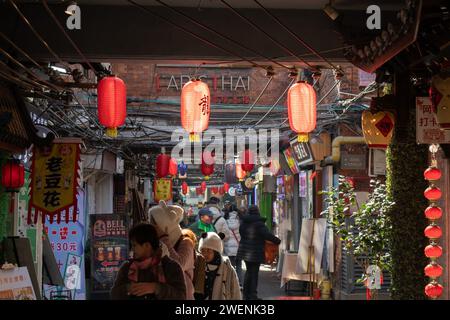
top-left (290, 141), bottom-right (314, 167)
top-left (369, 149), bottom-right (386, 177)
top-left (283, 147), bottom-right (299, 174)
top-left (416, 97), bottom-right (450, 144)
top-left (341, 151), bottom-right (366, 170)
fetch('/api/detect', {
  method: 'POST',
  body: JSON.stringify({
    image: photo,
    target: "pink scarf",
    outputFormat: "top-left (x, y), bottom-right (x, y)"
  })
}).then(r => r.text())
top-left (128, 256), bottom-right (166, 283)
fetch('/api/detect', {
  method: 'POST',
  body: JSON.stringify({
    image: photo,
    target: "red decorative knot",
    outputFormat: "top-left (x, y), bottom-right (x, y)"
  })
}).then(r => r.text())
top-left (425, 264), bottom-right (444, 278)
top-left (425, 282), bottom-right (443, 299)
top-left (425, 206), bottom-right (443, 220)
top-left (424, 167), bottom-right (442, 181)
top-left (424, 225), bottom-right (443, 239)
top-left (424, 186), bottom-right (442, 201)
top-left (424, 245), bottom-right (443, 259)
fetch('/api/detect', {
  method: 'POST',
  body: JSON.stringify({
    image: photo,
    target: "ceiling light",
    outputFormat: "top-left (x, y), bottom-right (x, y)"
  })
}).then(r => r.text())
top-left (50, 65), bottom-right (68, 73)
top-left (323, 1), bottom-right (339, 21)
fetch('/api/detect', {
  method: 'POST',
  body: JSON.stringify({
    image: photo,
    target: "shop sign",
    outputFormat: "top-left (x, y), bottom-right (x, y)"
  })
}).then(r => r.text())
top-left (0, 267), bottom-right (37, 300)
top-left (91, 214), bottom-right (129, 292)
top-left (416, 97), bottom-right (450, 144)
top-left (153, 178), bottom-right (173, 202)
top-left (28, 141), bottom-right (81, 224)
top-left (299, 171), bottom-right (307, 198)
top-left (341, 151), bottom-right (366, 170)
top-left (276, 176), bottom-right (285, 200)
top-left (290, 141), bottom-right (314, 167)
top-left (282, 147), bottom-right (299, 174)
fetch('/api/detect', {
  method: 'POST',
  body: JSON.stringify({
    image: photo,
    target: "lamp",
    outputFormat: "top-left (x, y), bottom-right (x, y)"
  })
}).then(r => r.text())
top-left (323, 1), bottom-right (339, 21)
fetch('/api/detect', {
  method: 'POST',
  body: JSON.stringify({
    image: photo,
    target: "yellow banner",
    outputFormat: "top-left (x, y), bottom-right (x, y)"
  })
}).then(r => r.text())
top-left (30, 143), bottom-right (80, 214)
top-left (154, 178), bottom-right (172, 202)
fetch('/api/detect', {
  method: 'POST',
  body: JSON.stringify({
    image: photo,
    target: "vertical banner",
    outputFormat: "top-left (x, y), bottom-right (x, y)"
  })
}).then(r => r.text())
top-left (282, 147), bottom-right (299, 174)
top-left (299, 171), bottom-right (307, 198)
top-left (91, 214), bottom-right (128, 293)
top-left (153, 178), bottom-right (173, 202)
top-left (43, 189), bottom-right (86, 300)
top-left (29, 141), bottom-right (81, 224)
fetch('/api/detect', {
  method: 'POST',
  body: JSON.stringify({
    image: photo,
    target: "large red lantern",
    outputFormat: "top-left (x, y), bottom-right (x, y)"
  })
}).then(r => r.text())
top-left (287, 81), bottom-right (317, 142)
top-left (425, 282), bottom-right (443, 299)
top-left (1, 159), bottom-right (25, 191)
top-left (181, 79), bottom-right (210, 142)
top-left (425, 264), bottom-right (443, 278)
top-left (169, 158), bottom-right (178, 176)
top-left (240, 149), bottom-right (255, 173)
top-left (181, 182), bottom-right (188, 195)
top-left (156, 152), bottom-right (170, 179)
top-left (97, 76), bottom-right (127, 138)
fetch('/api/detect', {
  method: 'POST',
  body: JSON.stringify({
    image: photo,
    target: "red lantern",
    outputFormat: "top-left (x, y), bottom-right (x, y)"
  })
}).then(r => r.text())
top-left (156, 153), bottom-right (170, 178)
top-left (240, 149), bottom-right (255, 173)
top-left (424, 186), bottom-right (442, 201)
top-left (181, 182), bottom-right (188, 195)
top-left (425, 225), bottom-right (443, 239)
top-left (424, 167), bottom-right (442, 181)
top-left (425, 245), bottom-right (443, 259)
top-left (425, 206), bottom-right (443, 220)
top-left (219, 186), bottom-right (225, 195)
top-left (223, 183), bottom-right (230, 193)
top-left (181, 79), bottom-right (210, 142)
top-left (201, 181), bottom-right (207, 192)
top-left (425, 264), bottom-right (444, 278)
top-left (169, 158), bottom-right (178, 176)
top-left (287, 81), bottom-right (317, 142)
top-left (196, 187), bottom-right (202, 195)
top-left (97, 76), bottom-right (127, 138)
top-left (425, 282), bottom-right (443, 299)
top-left (211, 187), bottom-right (219, 194)
top-left (201, 151), bottom-right (215, 180)
top-left (235, 159), bottom-right (246, 181)
top-left (1, 160), bottom-right (25, 191)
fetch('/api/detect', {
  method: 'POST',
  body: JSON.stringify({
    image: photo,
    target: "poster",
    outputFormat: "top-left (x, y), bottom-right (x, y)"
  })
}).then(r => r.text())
top-left (416, 97), bottom-right (450, 144)
top-left (299, 171), bottom-right (307, 198)
top-left (91, 214), bottom-right (129, 292)
top-left (0, 267), bottom-right (37, 300)
top-left (29, 141), bottom-right (81, 224)
top-left (282, 147), bottom-right (299, 174)
top-left (153, 178), bottom-right (173, 202)
top-left (43, 189), bottom-right (86, 300)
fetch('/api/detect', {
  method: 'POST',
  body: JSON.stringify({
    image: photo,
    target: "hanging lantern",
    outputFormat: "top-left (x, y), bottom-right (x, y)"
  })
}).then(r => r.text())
top-left (1, 159), bottom-right (25, 192)
top-left (430, 73), bottom-right (450, 130)
top-left (211, 187), bottom-right (219, 194)
top-left (361, 109), bottom-right (395, 149)
top-left (235, 159), bottom-right (246, 181)
top-left (201, 151), bottom-right (215, 180)
top-left (424, 144), bottom-right (445, 300)
top-left (201, 181), bottom-right (207, 193)
top-left (223, 183), bottom-right (230, 193)
top-left (287, 81), bottom-right (317, 142)
top-left (225, 162), bottom-right (238, 184)
top-left (169, 158), bottom-right (178, 177)
top-left (181, 182), bottom-right (188, 195)
top-left (196, 187), bottom-right (202, 195)
top-left (219, 186), bottom-right (225, 195)
top-left (181, 79), bottom-right (210, 142)
top-left (240, 149), bottom-right (255, 173)
top-left (156, 152), bottom-right (170, 179)
top-left (97, 75), bottom-right (127, 138)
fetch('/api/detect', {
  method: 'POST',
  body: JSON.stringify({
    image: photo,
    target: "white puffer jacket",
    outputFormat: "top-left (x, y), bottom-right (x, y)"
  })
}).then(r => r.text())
top-left (224, 211), bottom-right (240, 257)
top-left (210, 206), bottom-right (231, 242)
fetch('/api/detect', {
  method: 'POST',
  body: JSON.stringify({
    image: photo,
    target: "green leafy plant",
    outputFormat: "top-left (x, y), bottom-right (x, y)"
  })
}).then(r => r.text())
top-left (321, 176), bottom-right (394, 289)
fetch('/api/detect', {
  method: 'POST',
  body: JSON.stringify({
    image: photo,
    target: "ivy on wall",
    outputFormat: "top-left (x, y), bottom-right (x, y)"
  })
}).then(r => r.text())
top-left (386, 109), bottom-right (429, 299)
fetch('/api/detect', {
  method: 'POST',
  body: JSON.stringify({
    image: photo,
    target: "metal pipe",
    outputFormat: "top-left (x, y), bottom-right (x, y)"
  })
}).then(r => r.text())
top-left (320, 136), bottom-right (366, 166)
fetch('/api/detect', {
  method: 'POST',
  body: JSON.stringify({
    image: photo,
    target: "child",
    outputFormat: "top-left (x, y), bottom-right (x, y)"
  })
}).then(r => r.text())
top-left (194, 232), bottom-right (242, 300)
top-left (110, 223), bottom-right (186, 300)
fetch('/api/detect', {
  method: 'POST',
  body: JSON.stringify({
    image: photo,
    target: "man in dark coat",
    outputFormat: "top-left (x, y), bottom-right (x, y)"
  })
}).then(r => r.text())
top-left (237, 205), bottom-right (280, 300)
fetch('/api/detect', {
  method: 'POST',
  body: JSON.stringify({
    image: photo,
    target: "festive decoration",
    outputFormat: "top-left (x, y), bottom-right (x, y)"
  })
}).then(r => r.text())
top-left (240, 149), bottom-right (255, 173)
top-left (178, 161), bottom-right (188, 177)
top-left (362, 109), bottom-right (395, 149)
top-left (156, 151), bottom-right (170, 179)
top-left (168, 158), bottom-right (178, 176)
top-left (235, 159), bottom-right (246, 181)
top-left (430, 73), bottom-right (450, 130)
top-left (211, 187), bottom-right (219, 194)
top-left (201, 181), bottom-right (207, 193)
top-left (287, 81), bottom-right (317, 142)
top-left (181, 79), bottom-right (210, 142)
top-left (223, 183), bottom-right (230, 193)
top-left (423, 144), bottom-right (444, 299)
top-left (97, 76), bottom-right (127, 138)
top-left (181, 182), bottom-right (188, 195)
top-left (1, 159), bottom-right (25, 214)
top-left (28, 141), bottom-right (81, 224)
top-left (153, 178), bottom-right (172, 202)
top-left (219, 186), bottom-right (225, 195)
top-left (201, 151), bottom-right (215, 180)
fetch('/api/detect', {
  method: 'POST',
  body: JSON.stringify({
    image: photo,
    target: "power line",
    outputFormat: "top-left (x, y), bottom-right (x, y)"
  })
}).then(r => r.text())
top-left (237, 76), bottom-right (273, 125)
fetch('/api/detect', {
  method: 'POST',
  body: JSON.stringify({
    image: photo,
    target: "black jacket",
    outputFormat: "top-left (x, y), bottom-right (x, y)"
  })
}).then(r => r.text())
top-left (237, 214), bottom-right (281, 263)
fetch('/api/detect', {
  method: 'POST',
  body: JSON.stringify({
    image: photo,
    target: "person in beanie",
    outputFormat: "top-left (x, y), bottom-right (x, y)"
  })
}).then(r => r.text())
top-left (195, 232), bottom-right (242, 300)
top-left (224, 204), bottom-right (243, 286)
top-left (237, 205), bottom-right (280, 300)
top-left (148, 200), bottom-right (195, 300)
top-left (111, 223), bottom-right (186, 300)
top-left (188, 207), bottom-right (215, 240)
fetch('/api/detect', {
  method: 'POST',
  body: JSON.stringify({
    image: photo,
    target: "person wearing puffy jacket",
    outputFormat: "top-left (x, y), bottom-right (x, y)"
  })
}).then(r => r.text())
top-left (207, 197), bottom-right (231, 242)
top-left (224, 204), bottom-right (243, 286)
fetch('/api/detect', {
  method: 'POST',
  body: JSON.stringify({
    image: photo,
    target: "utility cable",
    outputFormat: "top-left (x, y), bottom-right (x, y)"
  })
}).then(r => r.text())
top-left (237, 76), bottom-right (273, 125)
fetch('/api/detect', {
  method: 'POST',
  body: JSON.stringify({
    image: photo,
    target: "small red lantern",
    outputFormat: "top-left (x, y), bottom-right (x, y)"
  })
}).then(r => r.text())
top-left (424, 167), bottom-right (442, 181)
top-left (181, 79), bottom-right (210, 142)
top-left (425, 245), bottom-right (443, 259)
top-left (240, 149), bottom-right (255, 173)
top-left (219, 186), bottom-right (225, 195)
top-left (181, 182), bottom-right (188, 195)
top-left (97, 76), bottom-right (127, 138)
top-left (201, 181), bottom-right (207, 192)
top-left (425, 264), bottom-right (443, 278)
top-left (1, 159), bottom-right (25, 191)
top-left (211, 187), bottom-right (219, 194)
top-left (425, 225), bottom-right (443, 239)
top-left (425, 206), bottom-right (443, 220)
top-left (223, 183), bottom-right (230, 193)
top-left (201, 151), bottom-right (215, 180)
top-left (169, 158), bottom-right (178, 176)
top-left (287, 81), bottom-right (317, 142)
top-left (424, 186), bottom-right (442, 201)
top-left (196, 187), bottom-right (202, 195)
top-left (156, 153), bottom-right (170, 178)
top-left (425, 282), bottom-right (443, 299)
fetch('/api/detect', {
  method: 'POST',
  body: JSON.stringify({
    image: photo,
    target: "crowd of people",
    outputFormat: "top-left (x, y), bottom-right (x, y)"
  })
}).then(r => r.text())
top-left (111, 197), bottom-right (281, 300)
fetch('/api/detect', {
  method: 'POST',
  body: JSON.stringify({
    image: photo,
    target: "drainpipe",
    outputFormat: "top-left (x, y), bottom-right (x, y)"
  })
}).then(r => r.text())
top-left (320, 136), bottom-right (366, 166)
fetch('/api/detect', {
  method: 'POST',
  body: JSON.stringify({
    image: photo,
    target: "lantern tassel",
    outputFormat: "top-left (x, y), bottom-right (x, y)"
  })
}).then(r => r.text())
top-left (204, 176), bottom-right (210, 181)
top-left (189, 133), bottom-right (200, 142)
top-left (106, 127), bottom-right (118, 138)
top-left (298, 133), bottom-right (309, 143)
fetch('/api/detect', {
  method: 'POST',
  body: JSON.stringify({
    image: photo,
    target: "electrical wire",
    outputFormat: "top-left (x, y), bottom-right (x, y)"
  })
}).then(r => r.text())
top-left (0, 31), bottom-right (42, 70)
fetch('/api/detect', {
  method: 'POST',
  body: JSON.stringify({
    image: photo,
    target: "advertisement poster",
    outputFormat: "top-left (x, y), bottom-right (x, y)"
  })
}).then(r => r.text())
top-left (91, 214), bottom-right (129, 292)
top-left (283, 147), bottom-right (299, 174)
top-left (0, 267), bottom-right (37, 300)
top-left (416, 97), bottom-right (450, 144)
top-left (299, 171), bottom-right (307, 198)
top-left (43, 189), bottom-right (86, 300)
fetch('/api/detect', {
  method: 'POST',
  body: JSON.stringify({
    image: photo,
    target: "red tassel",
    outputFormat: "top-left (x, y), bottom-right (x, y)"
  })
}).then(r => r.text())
top-left (49, 213), bottom-right (54, 224)
top-left (73, 204), bottom-right (78, 222)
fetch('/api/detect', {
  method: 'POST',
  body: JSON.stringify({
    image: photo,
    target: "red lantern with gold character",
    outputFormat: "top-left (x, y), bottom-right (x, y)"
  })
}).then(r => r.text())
top-left (97, 76), bottom-right (127, 138)
top-left (287, 81), bottom-right (317, 142)
top-left (362, 109), bottom-right (395, 149)
top-left (181, 79), bottom-right (210, 142)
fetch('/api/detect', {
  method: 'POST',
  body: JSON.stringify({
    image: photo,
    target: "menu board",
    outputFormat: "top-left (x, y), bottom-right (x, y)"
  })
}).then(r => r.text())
top-left (91, 214), bottom-right (129, 292)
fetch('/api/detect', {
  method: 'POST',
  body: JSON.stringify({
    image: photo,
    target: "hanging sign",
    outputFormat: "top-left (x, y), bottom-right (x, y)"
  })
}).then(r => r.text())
top-left (28, 140), bottom-right (81, 224)
top-left (416, 97), bottom-right (450, 144)
top-left (153, 178), bottom-right (173, 202)
top-left (366, 265), bottom-right (382, 290)
top-left (290, 141), bottom-right (314, 166)
top-left (282, 147), bottom-right (299, 174)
